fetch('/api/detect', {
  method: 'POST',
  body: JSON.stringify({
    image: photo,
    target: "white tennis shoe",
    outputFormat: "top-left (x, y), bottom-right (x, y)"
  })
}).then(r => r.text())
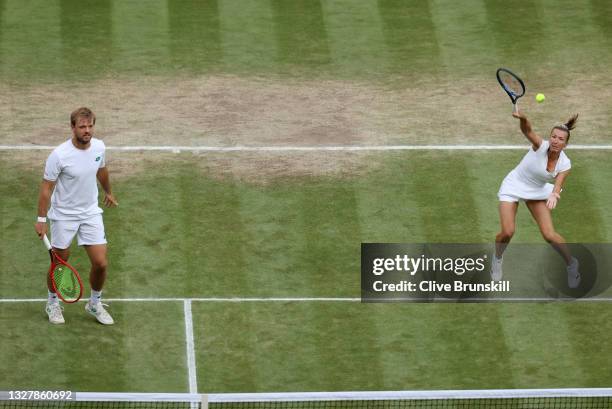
top-left (491, 254), bottom-right (503, 282)
top-left (85, 302), bottom-right (114, 325)
top-left (46, 303), bottom-right (65, 324)
top-left (567, 257), bottom-right (580, 289)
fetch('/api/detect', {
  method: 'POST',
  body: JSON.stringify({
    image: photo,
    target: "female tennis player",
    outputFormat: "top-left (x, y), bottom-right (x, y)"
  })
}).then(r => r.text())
top-left (491, 110), bottom-right (580, 288)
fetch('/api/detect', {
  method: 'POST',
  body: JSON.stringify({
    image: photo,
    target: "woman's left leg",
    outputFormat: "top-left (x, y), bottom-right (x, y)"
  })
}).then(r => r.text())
top-left (525, 200), bottom-right (572, 264)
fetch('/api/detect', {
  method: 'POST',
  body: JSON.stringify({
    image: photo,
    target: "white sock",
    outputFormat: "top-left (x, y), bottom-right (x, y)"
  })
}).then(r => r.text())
top-left (48, 290), bottom-right (59, 305)
top-left (90, 290), bottom-right (102, 305)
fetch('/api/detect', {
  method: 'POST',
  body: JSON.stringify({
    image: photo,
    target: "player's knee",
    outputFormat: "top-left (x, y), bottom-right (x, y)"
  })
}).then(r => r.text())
top-left (93, 258), bottom-right (108, 272)
top-left (499, 227), bottom-right (515, 240)
top-left (541, 229), bottom-right (557, 243)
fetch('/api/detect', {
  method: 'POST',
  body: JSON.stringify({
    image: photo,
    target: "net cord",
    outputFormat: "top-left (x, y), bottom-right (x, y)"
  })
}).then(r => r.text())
top-left (206, 388), bottom-right (612, 403)
top-left (3, 389), bottom-right (612, 404)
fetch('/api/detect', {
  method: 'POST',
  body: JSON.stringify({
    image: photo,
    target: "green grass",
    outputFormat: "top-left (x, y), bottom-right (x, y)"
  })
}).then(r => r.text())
top-left (196, 302), bottom-right (612, 392)
top-left (1, 0), bottom-right (612, 82)
top-left (3, 151), bottom-right (610, 300)
top-left (1, 150), bottom-right (612, 393)
top-left (0, 302), bottom-right (189, 392)
top-left (1, 0), bottom-right (612, 397)
top-left (2, 1), bottom-right (611, 147)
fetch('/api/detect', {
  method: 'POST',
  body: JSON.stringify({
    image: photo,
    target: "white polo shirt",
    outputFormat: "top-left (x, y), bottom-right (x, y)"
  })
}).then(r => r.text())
top-left (44, 138), bottom-right (106, 220)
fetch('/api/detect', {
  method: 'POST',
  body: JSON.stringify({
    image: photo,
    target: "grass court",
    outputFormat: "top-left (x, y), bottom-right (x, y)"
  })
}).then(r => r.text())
top-left (1, 0), bottom-right (612, 396)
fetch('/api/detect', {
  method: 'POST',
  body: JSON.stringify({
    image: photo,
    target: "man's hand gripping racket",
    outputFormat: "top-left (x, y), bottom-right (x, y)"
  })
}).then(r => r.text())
top-left (43, 234), bottom-right (83, 303)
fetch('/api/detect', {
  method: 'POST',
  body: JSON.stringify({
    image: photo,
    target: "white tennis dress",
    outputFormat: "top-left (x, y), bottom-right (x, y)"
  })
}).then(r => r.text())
top-left (498, 140), bottom-right (571, 202)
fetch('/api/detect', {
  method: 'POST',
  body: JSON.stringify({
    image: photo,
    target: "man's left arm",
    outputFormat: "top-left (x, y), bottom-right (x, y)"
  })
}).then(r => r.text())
top-left (97, 167), bottom-right (118, 207)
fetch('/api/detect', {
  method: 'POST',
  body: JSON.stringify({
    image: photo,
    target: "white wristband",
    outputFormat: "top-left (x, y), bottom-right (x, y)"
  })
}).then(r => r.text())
top-left (37, 216), bottom-right (47, 223)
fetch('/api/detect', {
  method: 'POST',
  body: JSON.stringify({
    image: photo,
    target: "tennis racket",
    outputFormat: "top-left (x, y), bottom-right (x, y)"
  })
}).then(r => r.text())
top-left (496, 68), bottom-right (526, 113)
top-left (43, 234), bottom-right (83, 303)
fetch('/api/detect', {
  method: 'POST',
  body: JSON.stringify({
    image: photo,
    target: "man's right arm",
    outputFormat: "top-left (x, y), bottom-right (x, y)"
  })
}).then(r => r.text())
top-left (35, 179), bottom-right (55, 238)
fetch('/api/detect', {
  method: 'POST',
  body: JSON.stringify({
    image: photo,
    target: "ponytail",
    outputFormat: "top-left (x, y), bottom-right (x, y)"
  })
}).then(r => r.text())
top-left (564, 113), bottom-right (578, 131)
top-left (553, 113), bottom-right (578, 141)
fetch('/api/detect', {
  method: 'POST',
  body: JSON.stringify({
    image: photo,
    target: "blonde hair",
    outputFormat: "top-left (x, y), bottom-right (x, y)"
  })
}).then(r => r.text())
top-left (553, 113), bottom-right (578, 141)
top-left (70, 107), bottom-right (96, 127)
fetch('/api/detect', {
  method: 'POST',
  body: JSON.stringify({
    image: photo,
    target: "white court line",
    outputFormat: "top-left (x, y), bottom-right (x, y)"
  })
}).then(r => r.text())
top-left (1, 297), bottom-right (612, 302)
top-left (183, 300), bottom-right (198, 395)
top-left (0, 297), bottom-right (360, 303)
top-left (2, 144), bottom-right (612, 152)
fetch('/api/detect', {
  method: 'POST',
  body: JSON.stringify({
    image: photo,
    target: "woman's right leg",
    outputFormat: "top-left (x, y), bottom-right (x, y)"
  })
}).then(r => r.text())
top-left (495, 201), bottom-right (519, 258)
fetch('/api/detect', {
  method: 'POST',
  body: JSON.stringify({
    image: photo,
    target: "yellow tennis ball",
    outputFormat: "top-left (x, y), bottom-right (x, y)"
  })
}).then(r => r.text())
top-left (536, 93), bottom-right (546, 103)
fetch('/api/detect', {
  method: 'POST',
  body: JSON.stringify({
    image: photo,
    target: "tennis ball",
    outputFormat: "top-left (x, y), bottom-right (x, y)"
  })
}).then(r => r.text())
top-left (536, 93), bottom-right (546, 103)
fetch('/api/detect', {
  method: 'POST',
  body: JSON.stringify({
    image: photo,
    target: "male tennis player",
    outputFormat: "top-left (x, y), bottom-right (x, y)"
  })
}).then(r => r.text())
top-left (34, 107), bottom-right (118, 325)
top-left (491, 110), bottom-right (580, 288)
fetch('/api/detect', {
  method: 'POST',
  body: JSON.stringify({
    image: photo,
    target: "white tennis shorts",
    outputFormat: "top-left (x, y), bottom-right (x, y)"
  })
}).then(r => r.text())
top-left (50, 214), bottom-right (107, 249)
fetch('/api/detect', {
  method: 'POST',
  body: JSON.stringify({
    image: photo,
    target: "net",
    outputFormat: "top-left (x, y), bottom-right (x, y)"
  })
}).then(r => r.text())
top-left (2, 389), bottom-right (612, 409)
top-left (209, 389), bottom-right (612, 409)
top-left (0, 393), bottom-right (201, 409)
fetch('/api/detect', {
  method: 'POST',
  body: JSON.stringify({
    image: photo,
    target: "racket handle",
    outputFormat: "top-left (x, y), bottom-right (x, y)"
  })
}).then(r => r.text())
top-left (513, 102), bottom-right (518, 113)
top-left (42, 234), bottom-right (52, 251)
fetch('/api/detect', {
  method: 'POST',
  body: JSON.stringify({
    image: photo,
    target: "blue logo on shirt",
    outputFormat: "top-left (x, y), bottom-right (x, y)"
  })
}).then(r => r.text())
top-left (95, 156), bottom-right (101, 162)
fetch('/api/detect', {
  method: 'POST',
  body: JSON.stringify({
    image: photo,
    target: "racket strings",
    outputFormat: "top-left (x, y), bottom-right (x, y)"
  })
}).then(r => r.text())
top-left (500, 73), bottom-right (524, 96)
top-left (53, 264), bottom-right (81, 301)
